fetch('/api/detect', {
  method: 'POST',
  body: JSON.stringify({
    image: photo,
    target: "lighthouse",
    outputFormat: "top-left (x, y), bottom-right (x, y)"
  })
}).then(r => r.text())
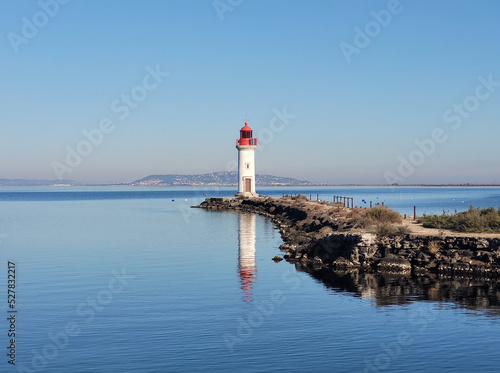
top-left (235, 121), bottom-right (258, 197)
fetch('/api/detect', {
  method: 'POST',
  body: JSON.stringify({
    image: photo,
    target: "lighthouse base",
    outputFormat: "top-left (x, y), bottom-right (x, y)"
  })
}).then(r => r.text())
top-left (235, 192), bottom-right (259, 198)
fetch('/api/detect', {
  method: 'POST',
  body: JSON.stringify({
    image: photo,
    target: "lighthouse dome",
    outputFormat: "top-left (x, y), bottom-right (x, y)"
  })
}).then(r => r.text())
top-left (239, 122), bottom-right (253, 144)
top-left (240, 122), bottom-right (252, 132)
top-left (236, 121), bottom-right (257, 146)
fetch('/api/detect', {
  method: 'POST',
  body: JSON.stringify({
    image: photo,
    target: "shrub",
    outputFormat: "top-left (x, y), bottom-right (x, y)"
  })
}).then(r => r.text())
top-left (396, 225), bottom-right (411, 236)
top-left (348, 208), bottom-right (371, 228)
top-left (374, 223), bottom-right (410, 238)
top-left (364, 206), bottom-right (402, 224)
top-left (375, 223), bottom-right (398, 237)
top-left (293, 194), bottom-right (308, 201)
top-left (418, 206), bottom-right (500, 233)
top-left (349, 206), bottom-right (403, 230)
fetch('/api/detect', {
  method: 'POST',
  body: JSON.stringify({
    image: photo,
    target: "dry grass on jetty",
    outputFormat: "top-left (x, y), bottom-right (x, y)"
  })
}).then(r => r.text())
top-left (194, 195), bottom-right (500, 278)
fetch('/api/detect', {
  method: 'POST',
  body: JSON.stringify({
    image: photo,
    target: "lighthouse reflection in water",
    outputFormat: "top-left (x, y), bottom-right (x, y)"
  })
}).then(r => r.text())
top-left (238, 213), bottom-right (257, 302)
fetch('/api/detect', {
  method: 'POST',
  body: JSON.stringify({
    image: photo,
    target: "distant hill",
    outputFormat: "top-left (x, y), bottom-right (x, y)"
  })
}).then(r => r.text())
top-left (130, 171), bottom-right (314, 186)
top-left (0, 178), bottom-right (81, 186)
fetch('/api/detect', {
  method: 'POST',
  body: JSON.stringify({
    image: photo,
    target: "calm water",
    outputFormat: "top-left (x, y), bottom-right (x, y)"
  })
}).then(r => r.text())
top-left (1, 186), bottom-right (500, 372)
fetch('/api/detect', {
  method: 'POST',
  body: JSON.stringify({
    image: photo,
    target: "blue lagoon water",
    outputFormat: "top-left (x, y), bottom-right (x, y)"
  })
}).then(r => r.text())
top-left (1, 186), bottom-right (500, 372)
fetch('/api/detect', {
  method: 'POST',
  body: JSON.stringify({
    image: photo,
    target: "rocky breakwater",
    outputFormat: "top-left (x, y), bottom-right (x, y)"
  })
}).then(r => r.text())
top-left (194, 196), bottom-right (500, 277)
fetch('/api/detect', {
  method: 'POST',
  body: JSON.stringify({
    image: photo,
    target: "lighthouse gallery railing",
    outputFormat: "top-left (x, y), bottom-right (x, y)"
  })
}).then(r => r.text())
top-left (236, 138), bottom-right (257, 146)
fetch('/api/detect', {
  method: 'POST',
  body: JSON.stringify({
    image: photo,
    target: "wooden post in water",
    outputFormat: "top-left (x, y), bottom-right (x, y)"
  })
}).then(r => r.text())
top-left (414, 206), bottom-right (416, 221)
top-left (370, 201), bottom-right (372, 208)
top-left (317, 194), bottom-right (319, 201)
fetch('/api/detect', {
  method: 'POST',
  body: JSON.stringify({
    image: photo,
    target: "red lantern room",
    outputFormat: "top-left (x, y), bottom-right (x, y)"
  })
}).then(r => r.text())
top-left (236, 122), bottom-right (257, 146)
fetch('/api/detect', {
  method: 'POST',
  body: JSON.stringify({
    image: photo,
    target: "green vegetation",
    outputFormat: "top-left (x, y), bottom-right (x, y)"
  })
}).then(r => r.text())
top-left (364, 206), bottom-right (402, 224)
top-left (374, 223), bottom-right (411, 238)
top-left (349, 206), bottom-right (406, 237)
top-left (349, 206), bottom-right (402, 227)
top-left (418, 206), bottom-right (500, 233)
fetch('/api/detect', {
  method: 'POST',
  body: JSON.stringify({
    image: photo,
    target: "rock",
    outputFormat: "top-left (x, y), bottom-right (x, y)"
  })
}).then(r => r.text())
top-left (313, 256), bottom-right (323, 265)
top-left (295, 234), bottom-right (311, 245)
top-left (416, 251), bottom-right (431, 262)
top-left (333, 256), bottom-right (354, 269)
top-left (272, 255), bottom-right (283, 262)
top-left (279, 243), bottom-right (297, 252)
top-left (477, 239), bottom-right (489, 249)
top-left (319, 226), bottom-right (334, 237)
top-left (427, 260), bottom-right (438, 270)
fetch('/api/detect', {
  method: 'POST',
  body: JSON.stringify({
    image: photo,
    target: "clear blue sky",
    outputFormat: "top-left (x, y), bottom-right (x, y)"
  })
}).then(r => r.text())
top-left (1, 0), bottom-right (499, 184)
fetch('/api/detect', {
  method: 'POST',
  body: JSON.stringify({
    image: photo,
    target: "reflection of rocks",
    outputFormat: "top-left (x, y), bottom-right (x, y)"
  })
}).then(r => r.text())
top-left (378, 258), bottom-right (411, 274)
top-left (295, 263), bottom-right (500, 313)
top-left (195, 196), bottom-right (500, 278)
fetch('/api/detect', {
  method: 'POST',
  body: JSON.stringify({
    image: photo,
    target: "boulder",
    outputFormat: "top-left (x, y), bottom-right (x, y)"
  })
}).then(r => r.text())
top-left (313, 256), bottom-right (323, 266)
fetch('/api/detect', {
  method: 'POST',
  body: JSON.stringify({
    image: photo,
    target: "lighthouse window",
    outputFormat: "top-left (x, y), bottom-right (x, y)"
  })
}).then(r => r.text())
top-left (246, 163), bottom-right (250, 169)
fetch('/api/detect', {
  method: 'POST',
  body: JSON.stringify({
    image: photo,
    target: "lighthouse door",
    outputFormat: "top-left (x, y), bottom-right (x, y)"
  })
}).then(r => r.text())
top-left (245, 178), bottom-right (252, 193)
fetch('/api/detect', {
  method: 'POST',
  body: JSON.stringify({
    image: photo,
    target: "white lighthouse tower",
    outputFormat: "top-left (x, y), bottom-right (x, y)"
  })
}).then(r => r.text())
top-left (235, 121), bottom-right (258, 197)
